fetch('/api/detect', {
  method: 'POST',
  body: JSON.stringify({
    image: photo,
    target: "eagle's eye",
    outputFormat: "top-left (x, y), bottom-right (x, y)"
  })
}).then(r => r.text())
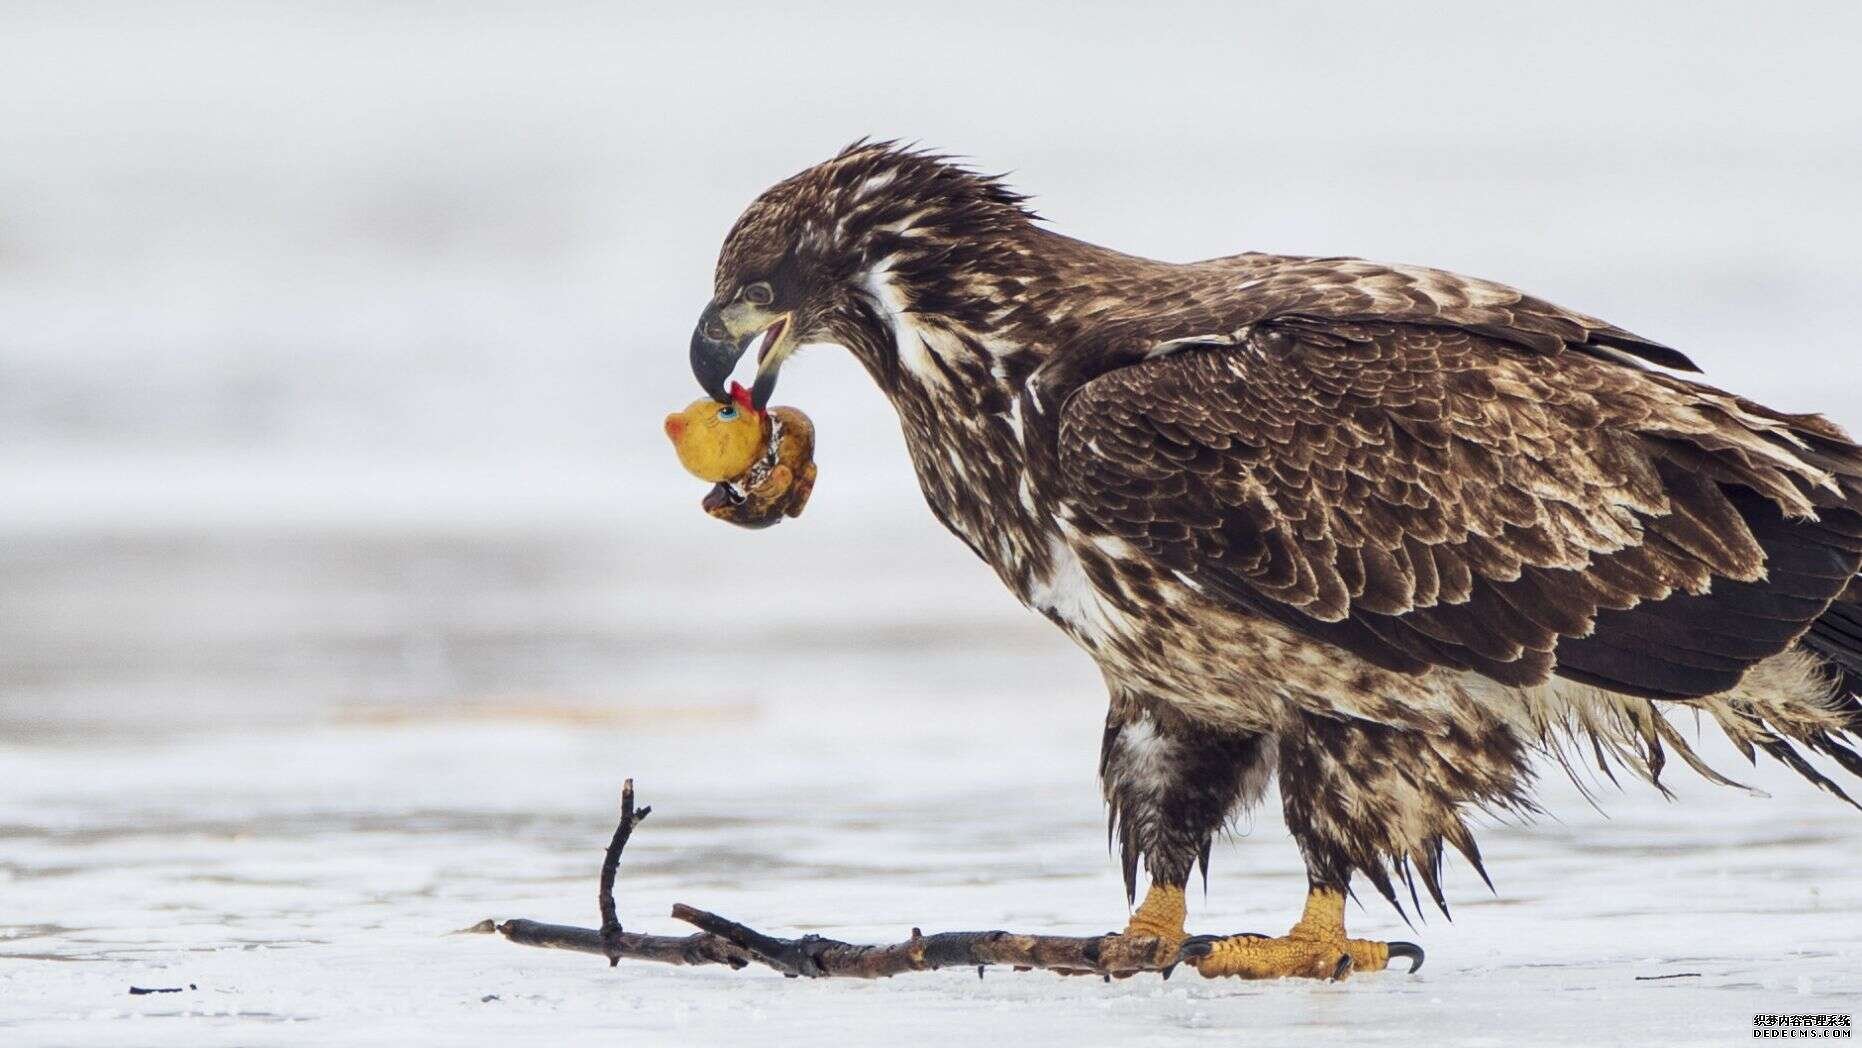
top-left (743, 282), bottom-right (775, 306)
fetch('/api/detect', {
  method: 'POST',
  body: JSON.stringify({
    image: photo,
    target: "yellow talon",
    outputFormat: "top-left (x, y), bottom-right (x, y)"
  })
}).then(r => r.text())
top-left (1178, 888), bottom-right (1418, 980)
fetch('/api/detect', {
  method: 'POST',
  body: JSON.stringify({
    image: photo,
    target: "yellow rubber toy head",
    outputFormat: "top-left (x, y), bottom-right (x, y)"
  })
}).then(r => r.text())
top-left (664, 384), bottom-right (770, 482)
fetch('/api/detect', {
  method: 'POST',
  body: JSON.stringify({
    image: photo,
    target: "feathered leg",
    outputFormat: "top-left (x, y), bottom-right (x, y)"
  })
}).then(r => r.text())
top-left (1178, 711), bottom-right (1511, 979)
top-left (1100, 694), bottom-right (1273, 963)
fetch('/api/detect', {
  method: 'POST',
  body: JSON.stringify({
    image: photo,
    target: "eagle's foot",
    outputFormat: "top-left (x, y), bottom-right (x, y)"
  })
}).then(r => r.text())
top-left (1111, 883), bottom-right (1188, 967)
top-left (1176, 888), bottom-right (1422, 981)
top-left (1176, 931), bottom-right (1406, 980)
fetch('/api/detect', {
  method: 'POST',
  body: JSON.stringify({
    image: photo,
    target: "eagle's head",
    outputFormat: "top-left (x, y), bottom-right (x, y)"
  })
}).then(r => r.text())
top-left (688, 141), bottom-right (1037, 408)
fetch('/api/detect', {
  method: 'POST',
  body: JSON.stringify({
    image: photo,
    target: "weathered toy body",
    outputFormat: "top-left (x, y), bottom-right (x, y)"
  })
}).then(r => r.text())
top-left (664, 385), bottom-right (817, 529)
top-left (699, 405), bottom-right (816, 528)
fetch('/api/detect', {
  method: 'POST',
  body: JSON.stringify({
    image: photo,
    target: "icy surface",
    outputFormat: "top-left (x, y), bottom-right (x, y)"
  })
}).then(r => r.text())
top-left (3, 548), bottom-right (1859, 1046)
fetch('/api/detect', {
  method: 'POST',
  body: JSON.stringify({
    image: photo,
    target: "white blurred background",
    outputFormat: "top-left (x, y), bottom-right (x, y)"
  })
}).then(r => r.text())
top-left (3, 4), bottom-right (1861, 1043)
top-left (5, 0), bottom-right (1862, 737)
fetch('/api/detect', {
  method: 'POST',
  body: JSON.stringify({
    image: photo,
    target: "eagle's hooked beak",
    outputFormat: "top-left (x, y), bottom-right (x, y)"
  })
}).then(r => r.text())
top-left (689, 300), bottom-right (797, 409)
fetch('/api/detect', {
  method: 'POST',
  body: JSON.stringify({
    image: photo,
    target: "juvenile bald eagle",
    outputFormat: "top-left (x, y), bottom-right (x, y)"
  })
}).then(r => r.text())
top-left (687, 142), bottom-right (1862, 979)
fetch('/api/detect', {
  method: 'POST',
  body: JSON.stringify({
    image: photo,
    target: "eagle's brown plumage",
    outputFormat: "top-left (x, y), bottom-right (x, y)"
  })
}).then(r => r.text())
top-left (692, 141), bottom-right (1862, 956)
top-left (1058, 322), bottom-right (1862, 701)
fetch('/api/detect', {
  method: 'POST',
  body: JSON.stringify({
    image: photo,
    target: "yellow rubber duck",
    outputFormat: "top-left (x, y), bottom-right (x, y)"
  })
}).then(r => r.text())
top-left (664, 383), bottom-right (817, 528)
top-left (663, 384), bottom-right (770, 482)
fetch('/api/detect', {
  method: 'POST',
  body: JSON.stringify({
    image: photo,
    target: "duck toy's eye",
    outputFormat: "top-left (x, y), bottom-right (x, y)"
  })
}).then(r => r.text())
top-left (718, 405), bottom-right (738, 421)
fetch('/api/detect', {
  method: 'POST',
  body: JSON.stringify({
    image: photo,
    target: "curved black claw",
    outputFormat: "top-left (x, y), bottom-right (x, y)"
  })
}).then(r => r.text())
top-left (1386, 941), bottom-right (1425, 974)
top-left (1330, 953), bottom-right (1354, 982)
top-left (1175, 935), bottom-right (1218, 964)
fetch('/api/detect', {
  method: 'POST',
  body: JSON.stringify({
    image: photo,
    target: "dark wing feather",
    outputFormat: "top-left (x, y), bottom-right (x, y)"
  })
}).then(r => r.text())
top-left (1230, 256), bottom-right (1701, 373)
top-left (1054, 320), bottom-right (1862, 699)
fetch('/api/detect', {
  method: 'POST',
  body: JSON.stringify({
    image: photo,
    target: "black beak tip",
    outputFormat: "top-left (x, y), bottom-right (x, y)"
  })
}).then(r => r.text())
top-left (689, 325), bottom-right (741, 403)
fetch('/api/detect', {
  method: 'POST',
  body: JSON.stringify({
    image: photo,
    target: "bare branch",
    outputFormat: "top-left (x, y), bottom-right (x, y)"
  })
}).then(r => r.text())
top-left (462, 919), bottom-right (752, 969)
top-left (469, 779), bottom-right (1177, 981)
top-left (597, 779), bottom-right (651, 966)
top-left (669, 904), bottom-right (1168, 978)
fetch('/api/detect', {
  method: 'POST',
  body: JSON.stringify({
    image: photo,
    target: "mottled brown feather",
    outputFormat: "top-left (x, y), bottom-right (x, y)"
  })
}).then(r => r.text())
top-left (1056, 322), bottom-right (1862, 699)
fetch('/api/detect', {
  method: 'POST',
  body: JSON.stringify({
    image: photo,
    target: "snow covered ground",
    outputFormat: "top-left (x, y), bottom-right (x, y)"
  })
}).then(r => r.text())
top-left (3, 687), bottom-right (1859, 1047)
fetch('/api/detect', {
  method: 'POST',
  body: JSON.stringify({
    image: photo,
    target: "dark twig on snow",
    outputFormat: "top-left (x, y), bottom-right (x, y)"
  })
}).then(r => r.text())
top-left (597, 779), bottom-right (651, 966)
top-left (468, 778), bottom-right (1177, 980)
top-left (668, 904), bottom-right (1168, 979)
top-left (466, 918), bottom-right (753, 968)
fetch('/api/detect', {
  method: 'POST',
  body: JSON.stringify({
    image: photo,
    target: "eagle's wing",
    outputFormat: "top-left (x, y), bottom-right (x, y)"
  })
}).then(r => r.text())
top-left (1159, 254), bottom-right (1703, 373)
top-left (1052, 317), bottom-right (1862, 699)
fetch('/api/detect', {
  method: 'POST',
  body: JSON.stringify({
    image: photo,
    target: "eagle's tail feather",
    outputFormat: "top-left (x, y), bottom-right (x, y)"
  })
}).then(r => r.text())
top-left (1756, 735), bottom-right (1862, 811)
top-left (1805, 726), bottom-right (1862, 783)
top-left (1534, 641), bottom-right (1862, 811)
top-left (1711, 606), bottom-right (1862, 806)
top-left (1810, 652), bottom-right (1862, 771)
top-left (1775, 418), bottom-right (1862, 789)
top-left (1801, 597), bottom-right (1862, 687)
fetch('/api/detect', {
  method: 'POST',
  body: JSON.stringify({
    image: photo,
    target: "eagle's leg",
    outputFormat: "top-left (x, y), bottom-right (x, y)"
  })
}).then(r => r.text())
top-left (1100, 696), bottom-right (1273, 966)
top-left (1181, 712), bottom-right (1472, 979)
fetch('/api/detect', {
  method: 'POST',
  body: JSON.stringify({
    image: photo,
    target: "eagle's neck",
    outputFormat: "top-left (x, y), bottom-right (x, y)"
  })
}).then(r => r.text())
top-left (833, 228), bottom-right (1159, 604)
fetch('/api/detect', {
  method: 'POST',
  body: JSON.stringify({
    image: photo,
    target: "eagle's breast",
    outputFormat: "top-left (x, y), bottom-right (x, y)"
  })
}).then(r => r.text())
top-left (869, 306), bottom-right (1170, 660)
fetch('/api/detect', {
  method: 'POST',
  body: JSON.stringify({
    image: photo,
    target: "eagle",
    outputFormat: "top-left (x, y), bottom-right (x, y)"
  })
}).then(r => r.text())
top-left (685, 142), bottom-right (1862, 980)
